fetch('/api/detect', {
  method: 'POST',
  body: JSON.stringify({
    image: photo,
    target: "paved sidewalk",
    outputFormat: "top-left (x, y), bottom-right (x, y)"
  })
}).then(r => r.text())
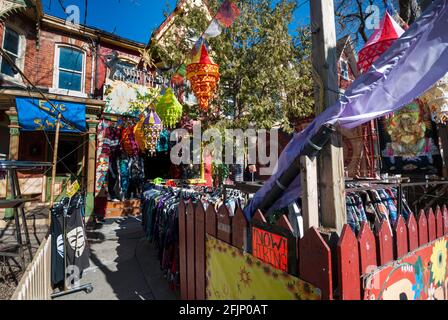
top-left (55, 216), bottom-right (178, 300)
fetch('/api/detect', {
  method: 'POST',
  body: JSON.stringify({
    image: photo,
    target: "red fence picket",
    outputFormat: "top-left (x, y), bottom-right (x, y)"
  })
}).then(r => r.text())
top-left (376, 220), bottom-right (393, 266)
top-left (178, 201), bottom-right (187, 300)
top-left (253, 210), bottom-right (267, 223)
top-left (217, 205), bottom-right (232, 244)
top-left (186, 201), bottom-right (196, 300)
top-left (407, 213), bottom-right (419, 252)
top-left (232, 207), bottom-right (248, 250)
top-left (337, 225), bottom-right (360, 300)
top-left (443, 205), bottom-right (448, 235)
top-left (358, 222), bottom-right (377, 275)
top-left (206, 205), bottom-right (217, 237)
top-left (417, 210), bottom-right (429, 246)
top-left (436, 206), bottom-right (444, 238)
top-left (427, 208), bottom-right (436, 242)
top-left (393, 216), bottom-right (408, 259)
top-left (195, 203), bottom-right (206, 300)
top-left (299, 227), bottom-right (333, 300)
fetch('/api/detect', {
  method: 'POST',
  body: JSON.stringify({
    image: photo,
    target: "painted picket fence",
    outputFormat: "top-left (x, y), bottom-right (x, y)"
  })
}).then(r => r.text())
top-left (337, 205), bottom-right (448, 300)
top-left (179, 201), bottom-right (448, 300)
top-left (178, 201), bottom-right (334, 300)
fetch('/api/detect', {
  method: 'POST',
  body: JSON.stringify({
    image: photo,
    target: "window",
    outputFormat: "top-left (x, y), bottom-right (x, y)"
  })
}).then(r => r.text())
top-left (54, 45), bottom-right (85, 93)
top-left (1, 27), bottom-right (22, 78)
top-left (340, 60), bottom-right (349, 80)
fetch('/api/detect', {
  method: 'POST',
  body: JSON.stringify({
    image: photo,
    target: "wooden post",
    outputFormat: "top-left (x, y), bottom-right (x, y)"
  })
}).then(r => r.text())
top-left (49, 113), bottom-right (62, 209)
top-left (310, 0), bottom-right (346, 234)
top-left (300, 156), bottom-right (319, 230)
top-left (86, 118), bottom-right (99, 220)
top-left (5, 108), bottom-right (20, 219)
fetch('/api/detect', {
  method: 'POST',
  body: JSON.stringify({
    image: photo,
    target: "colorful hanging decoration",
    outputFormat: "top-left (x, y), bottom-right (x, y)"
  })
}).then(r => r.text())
top-left (155, 88), bottom-right (183, 128)
top-left (186, 41), bottom-right (220, 111)
top-left (121, 125), bottom-right (140, 156)
top-left (142, 109), bottom-right (163, 156)
top-left (134, 115), bottom-right (146, 152)
top-left (421, 73), bottom-right (448, 125)
top-left (357, 12), bottom-right (405, 74)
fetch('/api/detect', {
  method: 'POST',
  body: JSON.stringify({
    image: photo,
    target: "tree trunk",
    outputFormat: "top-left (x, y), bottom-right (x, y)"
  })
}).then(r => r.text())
top-left (399, 0), bottom-right (422, 25)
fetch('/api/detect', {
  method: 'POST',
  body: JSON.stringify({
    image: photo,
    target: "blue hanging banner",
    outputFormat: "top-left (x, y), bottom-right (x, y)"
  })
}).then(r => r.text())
top-left (15, 97), bottom-right (86, 133)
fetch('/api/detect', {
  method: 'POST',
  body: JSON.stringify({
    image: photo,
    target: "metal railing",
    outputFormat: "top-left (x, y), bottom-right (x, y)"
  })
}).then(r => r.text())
top-left (11, 234), bottom-right (52, 300)
top-left (112, 67), bottom-right (169, 88)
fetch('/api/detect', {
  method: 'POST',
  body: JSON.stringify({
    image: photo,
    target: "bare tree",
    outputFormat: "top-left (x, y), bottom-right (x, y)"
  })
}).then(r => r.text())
top-left (335, 0), bottom-right (387, 45)
top-left (398, 0), bottom-right (422, 24)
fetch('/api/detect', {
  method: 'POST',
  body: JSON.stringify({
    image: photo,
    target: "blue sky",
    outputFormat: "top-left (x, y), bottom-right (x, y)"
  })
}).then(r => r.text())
top-left (42, 0), bottom-right (311, 44)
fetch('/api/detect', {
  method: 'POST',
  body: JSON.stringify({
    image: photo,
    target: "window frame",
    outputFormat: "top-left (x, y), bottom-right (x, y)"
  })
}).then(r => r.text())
top-left (0, 25), bottom-right (26, 83)
top-left (51, 44), bottom-right (87, 98)
top-left (340, 59), bottom-right (350, 81)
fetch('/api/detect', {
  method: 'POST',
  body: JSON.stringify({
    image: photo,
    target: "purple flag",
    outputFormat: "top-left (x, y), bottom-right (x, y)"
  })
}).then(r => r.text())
top-left (244, 0), bottom-right (448, 220)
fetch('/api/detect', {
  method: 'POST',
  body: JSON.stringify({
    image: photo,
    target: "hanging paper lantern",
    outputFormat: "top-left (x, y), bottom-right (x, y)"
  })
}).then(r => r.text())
top-left (357, 12), bottom-right (405, 74)
top-left (186, 42), bottom-right (220, 111)
top-left (155, 88), bottom-right (183, 128)
top-left (421, 73), bottom-right (448, 124)
top-left (134, 115), bottom-right (146, 152)
top-left (142, 109), bottom-right (163, 156)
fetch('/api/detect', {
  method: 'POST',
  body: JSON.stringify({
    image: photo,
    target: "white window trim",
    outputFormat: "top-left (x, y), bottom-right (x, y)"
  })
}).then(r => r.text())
top-left (0, 25), bottom-right (26, 84)
top-left (50, 44), bottom-right (87, 98)
top-left (340, 59), bottom-right (350, 81)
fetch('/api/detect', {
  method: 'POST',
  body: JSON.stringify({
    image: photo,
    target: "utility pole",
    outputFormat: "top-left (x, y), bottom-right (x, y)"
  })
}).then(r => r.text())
top-left (309, 0), bottom-right (346, 235)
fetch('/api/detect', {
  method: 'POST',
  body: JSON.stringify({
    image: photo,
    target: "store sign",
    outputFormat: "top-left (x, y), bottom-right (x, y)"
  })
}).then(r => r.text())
top-left (15, 97), bottom-right (86, 132)
top-left (251, 222), bottom-right (297, 274)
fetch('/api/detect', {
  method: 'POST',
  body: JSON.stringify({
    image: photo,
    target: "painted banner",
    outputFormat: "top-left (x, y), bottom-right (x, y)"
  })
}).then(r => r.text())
top-left (251, 221), bottom-right (296, 274)
top-left (206, 235), bottom-right (320, 300)
top-left (103, 78), bottom-right (154, 116)
top-left (363, 236), bottom-right (448, 300)
top-left (378, 100), bottom-right (442, 175)
top-left (15, 97), bottom-right (86, 132)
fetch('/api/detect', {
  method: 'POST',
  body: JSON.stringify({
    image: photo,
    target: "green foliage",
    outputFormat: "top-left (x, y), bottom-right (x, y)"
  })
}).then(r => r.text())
top-left (153, 0), bottom-right (314, 133)
top-left (212, 161), bottom-right (230, 186)
top-left (129, 87), bottom-right (162, 114)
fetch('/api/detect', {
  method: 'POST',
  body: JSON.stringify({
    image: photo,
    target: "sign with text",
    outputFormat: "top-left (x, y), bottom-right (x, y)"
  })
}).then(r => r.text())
top-left (15, 97), bottom-right (86, 132)
top-left (251, 222), bottom-right (297, 275)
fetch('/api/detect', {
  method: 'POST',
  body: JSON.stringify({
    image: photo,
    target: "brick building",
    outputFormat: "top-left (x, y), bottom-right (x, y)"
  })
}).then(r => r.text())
top-left (0, 0), bottom-right (154, 219)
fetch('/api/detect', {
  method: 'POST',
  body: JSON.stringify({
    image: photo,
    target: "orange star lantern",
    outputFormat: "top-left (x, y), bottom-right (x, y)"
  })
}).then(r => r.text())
top-left (186, 42), bottom-right (220, 111)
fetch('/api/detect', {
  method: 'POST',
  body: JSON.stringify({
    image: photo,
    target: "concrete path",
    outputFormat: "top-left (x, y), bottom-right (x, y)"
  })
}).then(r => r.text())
top-left (55, 216), bottom-right (178, 300)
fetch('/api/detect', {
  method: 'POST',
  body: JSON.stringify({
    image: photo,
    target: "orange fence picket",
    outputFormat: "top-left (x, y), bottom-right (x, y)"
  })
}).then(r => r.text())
top-left (393, 216), bottom-right (408, 259)
top-left (299, 227), bottom-right (333, 300)
top-left (206, 205), bottom-right (217, 237)
top-left (337, 225), bottom-right (360, 300)
top-left (186, 201), bottom-right (196, 300)
top-left (358, 222), bottom-right (377, 275)
top-left (195, 203), bottom-right (206, 300)
top-left (376, 220), bottom-right (393, 265)
top-left (232, 207), bottom-right (247, 250)
top-left (427, 208), bottom-right (436, 242)
top-left (443, 205), bottom-right (448, 235)
top-left (436, 206), bottom-right (444, 238)
top-left (407, 213), bottom-right (419, 252)
top-left (178, 201), bottom-right (187, 300)
top-left (417, 210), bottom-right (429, 246)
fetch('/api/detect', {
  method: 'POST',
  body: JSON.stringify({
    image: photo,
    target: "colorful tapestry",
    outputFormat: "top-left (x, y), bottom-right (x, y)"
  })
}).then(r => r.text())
top-left (378, 99), bottom-right (442, 175)
top-left (103, 79), bottom-right (152, 116)
top-left (95, 120), bottom-right (110, 196)
top-left (205, 235), bottom-right (321, 300)
top-left (363, 236), bottom-right (448, 300)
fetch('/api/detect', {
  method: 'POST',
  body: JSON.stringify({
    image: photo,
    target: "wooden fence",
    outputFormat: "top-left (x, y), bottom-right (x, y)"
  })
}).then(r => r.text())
top-left (178, 201), bottom-right (335, 300)
top-left (338, 205), bottom-right (448, 300)
top-left (11, 235), bottom-right (52, 300)
top-left (179, 201), bottom-right (448, 300)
